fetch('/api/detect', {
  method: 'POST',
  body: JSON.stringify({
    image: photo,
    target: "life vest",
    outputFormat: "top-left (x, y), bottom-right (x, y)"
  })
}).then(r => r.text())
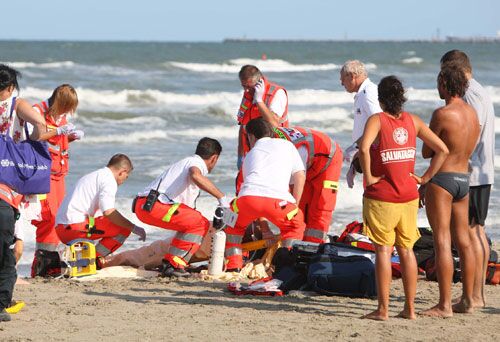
top-left (33, 101), bottom-right (69, 178)
top-left (236, 77), bottom-right (289, 126)
top-left (274, 126), bottom-right (336, 180)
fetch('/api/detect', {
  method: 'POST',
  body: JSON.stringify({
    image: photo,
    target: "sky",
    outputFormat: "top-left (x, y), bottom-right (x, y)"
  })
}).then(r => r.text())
top-left (3, 0), bottom-right (499, 41)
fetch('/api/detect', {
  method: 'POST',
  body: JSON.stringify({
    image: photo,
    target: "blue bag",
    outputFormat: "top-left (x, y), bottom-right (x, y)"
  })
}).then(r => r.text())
top-left (0, 97), bottom-right (52, 195)
top-left (307, 243), bottom-right (377, 298)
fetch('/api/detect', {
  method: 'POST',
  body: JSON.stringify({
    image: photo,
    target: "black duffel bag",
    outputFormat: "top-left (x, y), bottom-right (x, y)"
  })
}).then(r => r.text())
top-left (307, 243), bottom-right (377, 298)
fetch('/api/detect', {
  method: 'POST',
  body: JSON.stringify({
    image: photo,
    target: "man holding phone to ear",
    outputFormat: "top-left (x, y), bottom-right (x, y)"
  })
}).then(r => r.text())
top-left (236, 65), bottom-right (289, 169)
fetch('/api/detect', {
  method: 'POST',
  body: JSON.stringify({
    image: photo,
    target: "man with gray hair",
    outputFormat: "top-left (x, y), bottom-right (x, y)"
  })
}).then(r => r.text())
top-left (340, 60), bottom-right (382, 187)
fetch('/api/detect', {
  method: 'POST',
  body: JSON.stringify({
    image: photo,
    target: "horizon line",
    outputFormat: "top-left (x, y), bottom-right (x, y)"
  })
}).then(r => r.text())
top-left (0, 36), bottom-right (499, 44)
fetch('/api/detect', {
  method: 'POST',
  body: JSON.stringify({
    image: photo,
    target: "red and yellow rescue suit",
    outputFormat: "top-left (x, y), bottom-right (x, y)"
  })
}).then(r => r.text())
top-left (237, 77), bottom-right (289, 158)
top-left (274, 127), bottom-right (343, 243)
top-left (31, 101), bottom-right (70, 252)
top-left (55, 216), bottom-right (132, 257)
top-left (224, 196), bottom-right (306, 270)
top-left (133, 197), bottom-right (209, 269)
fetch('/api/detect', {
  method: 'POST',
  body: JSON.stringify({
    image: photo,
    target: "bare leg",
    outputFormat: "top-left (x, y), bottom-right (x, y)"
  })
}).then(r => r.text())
top-left (468, 223), bottom-right (488, 307)
top-left (362, 244), bottom-right (392, 321)
top-left (421, 183), bottom-right (454, 318)
top-left (395, 246), bottom-right (417, 319)
top-left (450, 196), bottom-right (475, 313)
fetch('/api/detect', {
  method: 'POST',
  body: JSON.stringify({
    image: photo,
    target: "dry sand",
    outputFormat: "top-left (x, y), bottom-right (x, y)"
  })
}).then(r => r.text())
top-left (1, 273), bottom-right (499, 342)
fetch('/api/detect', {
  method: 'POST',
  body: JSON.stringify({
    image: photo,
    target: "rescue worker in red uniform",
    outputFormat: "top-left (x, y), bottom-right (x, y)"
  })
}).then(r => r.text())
top-left (134, 138), bottom-right (230, 277)
top-left (29, 85), bottom-right (84, 277)
top-left (224, 118), bottom-right (306, 271)
top-left (274, 126), bottom-right (343, 243)
top-left (55, 154), bottom-right (146, 264)
top-left (237, 65), bottom-right (289, 169)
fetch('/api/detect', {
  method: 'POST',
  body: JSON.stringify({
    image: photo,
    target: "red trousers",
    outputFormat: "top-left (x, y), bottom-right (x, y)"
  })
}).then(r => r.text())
top-left (225, 196), bottom-right (305, 269)
top-left (134, 197), bottom-right (209, 268)
top-left (55, 216), bottom-right (131, 257)
top-left (31, 176), bottom-right (65, 251)
top-left (300, 144), bottom-right (343, 243)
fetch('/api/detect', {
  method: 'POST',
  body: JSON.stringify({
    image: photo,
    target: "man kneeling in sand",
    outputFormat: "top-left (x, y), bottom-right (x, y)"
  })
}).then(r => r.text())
top-left (55, 154), bottom-right (147, 265)
top-left (133, 137), bottom-right (229, 277)
top-left (421, 64), bottom-right (480, 317)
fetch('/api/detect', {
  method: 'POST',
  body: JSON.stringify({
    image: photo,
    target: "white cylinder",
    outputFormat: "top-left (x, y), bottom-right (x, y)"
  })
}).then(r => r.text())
top-left (208, 230), bottom-right (226, 275)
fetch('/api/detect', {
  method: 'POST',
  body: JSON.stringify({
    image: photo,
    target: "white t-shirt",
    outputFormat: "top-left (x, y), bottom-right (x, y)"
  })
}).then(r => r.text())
top-left (138, 155), bottom-right (208, 208)
top-left (352, 78), bottom-right (382, 143)
top-left (239, 137), bottom-right (305, 203)
top-left (14, 220), bottom-right (24, 241)
top-left (56, 167), bottom-right (118, 225)
top-left (269, 89), bottom-right (287, 118)
top-left (464, 79), bottom-right (495, 186)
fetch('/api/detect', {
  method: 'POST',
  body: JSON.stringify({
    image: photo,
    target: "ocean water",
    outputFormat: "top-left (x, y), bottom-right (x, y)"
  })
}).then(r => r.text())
top-left (1, 40), bottom-right (498, 276)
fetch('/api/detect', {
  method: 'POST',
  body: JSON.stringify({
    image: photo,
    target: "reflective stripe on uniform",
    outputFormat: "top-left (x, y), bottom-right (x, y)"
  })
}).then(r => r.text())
top-left (317, 139), bottom-right (337, 175)
top-left (304, 228), bottom-right (328, 241)
top-left (95, 243), bottom-right (111, 256)
top-left (281, 239), bottom-right (300, 248)
top-left (168, 246), bottom-right (193, 261)
top-left (114, 234), bottom-right (128, 244)
top-left (231, 199), bottom-right (239, 214)
top-left (286, 207), bottom-right (299, 220)
top-left (265, 85), bottom-right (276, 106)
top-left (162, 203), bottom-right (180, 223)
top-left (225, 247), bottom-right (242, 257)
top-left (47, 142), bottom-right (61, 152)
top-left (175, 232), bottom-right (203, 244)
top-left (225, 234), bottom-right (243, 244)
top-left (304, 128), bottom-right (315, 167)
top-left (37, 194), bottom-right (47, 200)
top-left (323, 180), bottom-right (339, 191)
top-left (36, 242), bottom-right (59, 252)
top-left (0, 188), bottom-right (13, 201)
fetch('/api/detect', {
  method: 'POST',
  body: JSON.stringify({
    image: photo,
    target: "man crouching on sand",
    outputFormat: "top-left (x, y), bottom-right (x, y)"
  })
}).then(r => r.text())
top-left (420, 64), bottom-right (480, 317)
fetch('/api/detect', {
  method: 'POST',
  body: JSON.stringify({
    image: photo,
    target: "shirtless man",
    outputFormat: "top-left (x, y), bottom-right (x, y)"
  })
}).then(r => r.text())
top-left (421, 63), bottom-right (480, 317)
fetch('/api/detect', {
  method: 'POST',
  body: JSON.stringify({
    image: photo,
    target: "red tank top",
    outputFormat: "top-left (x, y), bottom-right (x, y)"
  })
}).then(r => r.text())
top-left (364, 112), bottom-right (418, 203)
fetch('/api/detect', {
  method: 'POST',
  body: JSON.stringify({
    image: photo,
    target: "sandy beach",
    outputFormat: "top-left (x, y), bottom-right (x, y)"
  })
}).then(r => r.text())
top-left (1, 271), bottom-right (498, 341)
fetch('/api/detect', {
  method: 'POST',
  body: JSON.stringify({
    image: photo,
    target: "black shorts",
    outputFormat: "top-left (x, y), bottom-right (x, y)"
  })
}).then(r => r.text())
top-left (469, 185), bottom-right (491, 226)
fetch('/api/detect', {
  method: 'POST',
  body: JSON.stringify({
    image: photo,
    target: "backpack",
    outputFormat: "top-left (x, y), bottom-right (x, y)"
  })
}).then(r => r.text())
top-left (486, 263), bottom-right (500, 285)
top-left (307, 243), bottom-right (377, 298)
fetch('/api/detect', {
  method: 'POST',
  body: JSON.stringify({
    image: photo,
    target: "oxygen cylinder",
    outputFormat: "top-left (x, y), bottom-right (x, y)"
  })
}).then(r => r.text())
top-left (208, 230), bottom-right (226, 275)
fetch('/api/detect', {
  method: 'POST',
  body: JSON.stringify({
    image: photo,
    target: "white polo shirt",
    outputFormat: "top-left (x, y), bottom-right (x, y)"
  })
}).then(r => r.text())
top-left (269, 89), bottom-right (287, 117)
top-left (138, 154), bottom-right (208, 208)
top-left (352, 78), bottom-right (382, 143)
top-left (56, 167), bottom-right (118, 225)
top-left (464, 79), bottom-right (495, 186)
top-left (239, 137), bottom-right (305, 203)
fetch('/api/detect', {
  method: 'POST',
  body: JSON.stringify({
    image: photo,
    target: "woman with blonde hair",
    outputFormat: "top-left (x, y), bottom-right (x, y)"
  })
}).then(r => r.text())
top-left (29, 84), bottom-right (84, 277)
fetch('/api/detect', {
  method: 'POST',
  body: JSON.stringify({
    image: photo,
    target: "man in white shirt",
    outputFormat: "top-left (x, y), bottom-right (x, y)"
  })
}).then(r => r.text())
top-left (55, 154), bottom-right (146, 264)
top-left (236, 65), bottom-right (289, 169)
top-left (134, 138), bottom-right (229, 277)
top-left (224, 118), bottom-right (306, 272)
top-left (340, 60), bottom-right (382, 187)
top-left (440, 50), bottom-right (496, 309)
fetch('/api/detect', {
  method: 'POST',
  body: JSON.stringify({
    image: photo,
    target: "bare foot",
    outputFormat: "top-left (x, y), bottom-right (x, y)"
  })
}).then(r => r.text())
top-left (453, 296), bottom-right (484, 308)
top-left (396, 309), bottom-right (416, 320)
top-left (420, 305), bottom-right (453, 318)
top-left (361, 310), bottom-right (388, 321)
top-left (452, 300), bottom-right (474, 314)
